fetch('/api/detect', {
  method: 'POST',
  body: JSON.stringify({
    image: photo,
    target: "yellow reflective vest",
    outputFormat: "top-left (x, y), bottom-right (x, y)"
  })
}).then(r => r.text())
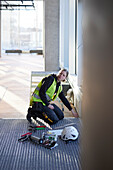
top-left (30, 77), bottom-right (62, 106)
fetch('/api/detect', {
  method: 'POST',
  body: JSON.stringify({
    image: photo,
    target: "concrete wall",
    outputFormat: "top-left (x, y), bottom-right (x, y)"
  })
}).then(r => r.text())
top-left (81, 1), bottom-right (113, 169)
top-left (43, 0), bottom-right (59, 71)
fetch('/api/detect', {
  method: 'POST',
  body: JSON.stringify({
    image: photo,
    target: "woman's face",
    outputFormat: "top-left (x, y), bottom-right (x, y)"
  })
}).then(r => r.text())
top-left (57, 70), bottom-right (67, 82)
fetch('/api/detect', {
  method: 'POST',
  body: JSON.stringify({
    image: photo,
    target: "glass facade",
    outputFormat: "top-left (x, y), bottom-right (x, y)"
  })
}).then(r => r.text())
top-left (1, 1), bottom-right (43, 53)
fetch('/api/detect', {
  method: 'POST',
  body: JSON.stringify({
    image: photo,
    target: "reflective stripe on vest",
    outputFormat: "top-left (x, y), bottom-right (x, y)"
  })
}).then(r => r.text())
top-left (35, 86), bottom-right (40, 91)
top-left (32, 87), bottom-right (52, 102)
top-left (31, 76), bottom-right (62, 105)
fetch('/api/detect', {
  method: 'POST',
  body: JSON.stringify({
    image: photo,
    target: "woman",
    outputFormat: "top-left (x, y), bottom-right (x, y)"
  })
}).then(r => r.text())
top-left (26, 68), bottom-right (79, 124)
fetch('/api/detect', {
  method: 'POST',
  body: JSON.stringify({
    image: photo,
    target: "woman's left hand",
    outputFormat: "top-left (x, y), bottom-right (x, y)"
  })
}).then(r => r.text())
top-left (71, 108), bottom-right (79, 118)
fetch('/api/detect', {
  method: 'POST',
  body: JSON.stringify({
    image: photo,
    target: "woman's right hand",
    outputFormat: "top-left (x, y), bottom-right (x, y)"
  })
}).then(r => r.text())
top-left (48, 104), bottom-right (54, 110)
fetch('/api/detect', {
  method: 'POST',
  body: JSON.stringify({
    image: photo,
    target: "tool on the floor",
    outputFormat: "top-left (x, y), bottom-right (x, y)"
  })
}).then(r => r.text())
top-left (21, 132), bottom-right (32, 137)
top-left (54, 123), bottom-right (77, 130)
top-left (18, 132), bottom-right (32, 142)
top-left (47, 129), bottom-right (63, 136)
top-left (41, 132), bottom-right (58, 141)
top-left (28, 125), bottom-right (46, 132)
top-left (18, 132), bottom-right (58, 149)
top-left (18, 133), bottom-right (43, 144)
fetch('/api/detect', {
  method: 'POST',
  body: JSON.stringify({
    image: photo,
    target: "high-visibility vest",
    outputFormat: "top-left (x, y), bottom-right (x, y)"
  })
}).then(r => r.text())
top-left (30, 77), bottom-right (62, 106)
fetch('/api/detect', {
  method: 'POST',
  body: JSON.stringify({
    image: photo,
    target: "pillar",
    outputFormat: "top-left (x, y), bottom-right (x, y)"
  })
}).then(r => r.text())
top-left (81, 1), bottom-right (113, 170)
top-left (43, 0), bottom-right (59, 71)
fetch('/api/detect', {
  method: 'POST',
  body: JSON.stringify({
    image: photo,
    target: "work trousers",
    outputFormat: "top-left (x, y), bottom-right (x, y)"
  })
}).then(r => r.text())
top-left (31, 102), bottom-right (64, 124)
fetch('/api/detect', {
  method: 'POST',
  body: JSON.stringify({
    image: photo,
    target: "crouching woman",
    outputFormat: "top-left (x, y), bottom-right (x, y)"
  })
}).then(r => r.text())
top-left (26, 68), bottom-right (79, 124)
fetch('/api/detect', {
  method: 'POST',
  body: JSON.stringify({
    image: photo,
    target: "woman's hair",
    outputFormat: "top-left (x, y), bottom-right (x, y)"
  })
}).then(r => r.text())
top-left (60, 68), bottom-right (69, 77)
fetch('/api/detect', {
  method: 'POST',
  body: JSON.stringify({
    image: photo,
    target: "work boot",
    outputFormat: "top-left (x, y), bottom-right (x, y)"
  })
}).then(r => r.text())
top-left (32, 114), bottom-right (37, 120)
top-left (26, 108), bottom-right (32, 123)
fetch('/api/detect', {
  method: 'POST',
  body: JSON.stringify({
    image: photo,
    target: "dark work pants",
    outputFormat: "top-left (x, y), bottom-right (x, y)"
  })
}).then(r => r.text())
top-left (31, 102), bottom-right (64, 124)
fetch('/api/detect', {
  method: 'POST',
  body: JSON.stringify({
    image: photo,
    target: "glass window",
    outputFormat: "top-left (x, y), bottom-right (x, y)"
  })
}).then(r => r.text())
top-left (1, 1), bottom-right (43, 53)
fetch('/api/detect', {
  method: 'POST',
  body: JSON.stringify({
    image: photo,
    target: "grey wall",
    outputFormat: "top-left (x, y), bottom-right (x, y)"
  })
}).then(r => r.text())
top-left (43, 0), bottom-right (59, 71)
top-left (81, 1), bottom-right (113, 169)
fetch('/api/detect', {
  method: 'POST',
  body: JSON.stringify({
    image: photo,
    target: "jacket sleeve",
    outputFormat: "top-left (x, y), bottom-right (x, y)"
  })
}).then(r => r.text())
top-left (59, 91), bottom-right (72, 111)
top-left (39, 75), bottom-right (54, 106)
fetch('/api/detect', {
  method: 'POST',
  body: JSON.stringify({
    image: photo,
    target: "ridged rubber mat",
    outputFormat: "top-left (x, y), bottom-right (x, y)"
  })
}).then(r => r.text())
top-left (0, 118), bottom-right (81, 170)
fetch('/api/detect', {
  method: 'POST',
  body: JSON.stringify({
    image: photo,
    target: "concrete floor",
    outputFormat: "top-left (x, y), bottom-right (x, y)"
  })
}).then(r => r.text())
top-left (0, 54), bottom-right (73, 119)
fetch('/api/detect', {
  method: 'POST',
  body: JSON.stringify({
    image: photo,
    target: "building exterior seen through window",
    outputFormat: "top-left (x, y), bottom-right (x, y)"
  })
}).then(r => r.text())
top-left (1, 1), bottom-right (43, 53)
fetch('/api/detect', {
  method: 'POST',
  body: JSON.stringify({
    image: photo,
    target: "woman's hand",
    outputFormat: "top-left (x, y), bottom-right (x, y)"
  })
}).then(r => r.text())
top-left (48, 104), bottom-right (54, 110)
top-left (71, 108), bottom-right (79, 118)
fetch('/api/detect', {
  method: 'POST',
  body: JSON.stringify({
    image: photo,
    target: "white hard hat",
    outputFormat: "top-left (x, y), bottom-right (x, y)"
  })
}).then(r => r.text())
top-left (61, 126), bottom-right (79, 141)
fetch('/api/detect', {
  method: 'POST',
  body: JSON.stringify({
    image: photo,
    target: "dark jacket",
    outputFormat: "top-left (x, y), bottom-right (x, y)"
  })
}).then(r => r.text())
top-left (39, 74), bottom-right (72, 111)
